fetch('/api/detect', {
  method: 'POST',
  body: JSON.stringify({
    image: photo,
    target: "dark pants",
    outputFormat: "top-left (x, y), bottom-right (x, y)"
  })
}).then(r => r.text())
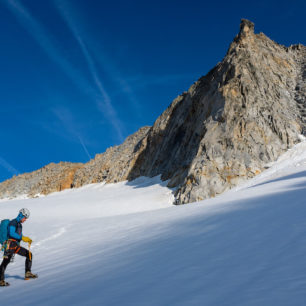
top-left (0, 241), bottom-right (32, 281)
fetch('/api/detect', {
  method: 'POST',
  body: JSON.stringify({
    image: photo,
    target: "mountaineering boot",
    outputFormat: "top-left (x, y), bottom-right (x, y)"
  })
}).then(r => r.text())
top-left (25, 271), bottom-right (38, 280)
top-left (0, 280), bottom-right (10, 286)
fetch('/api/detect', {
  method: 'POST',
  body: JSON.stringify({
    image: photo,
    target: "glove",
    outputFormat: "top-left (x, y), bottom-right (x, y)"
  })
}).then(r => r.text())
top-left (22, 236), bottom-right (32, 244)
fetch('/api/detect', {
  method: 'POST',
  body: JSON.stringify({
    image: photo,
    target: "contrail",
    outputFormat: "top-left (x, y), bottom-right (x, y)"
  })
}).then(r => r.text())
top-left (54, 0), bottom-right (141, 118)
top-left (3, 0), bottom-right (124, 142)
top-left (53, 0), bottom-right (125, 141)
top-left (52, 106), bottom-right (92, 160)
top-left (3, 0), bottom-right (93, 96)
top-left (0, 156), bottom-right (19, 176)
top-left (77, 135), bottom-right (92, 160)
top-left (85, 40), bottom-right (142, 118)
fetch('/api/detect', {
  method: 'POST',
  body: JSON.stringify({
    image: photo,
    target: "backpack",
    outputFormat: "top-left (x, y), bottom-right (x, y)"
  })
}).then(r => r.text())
top-left (0, 219), bottom-right (10, 245)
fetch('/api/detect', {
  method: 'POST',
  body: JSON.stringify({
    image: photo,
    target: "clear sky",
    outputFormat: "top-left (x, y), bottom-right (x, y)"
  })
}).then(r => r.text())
top-left (0, 0), bottom-right (305, 183)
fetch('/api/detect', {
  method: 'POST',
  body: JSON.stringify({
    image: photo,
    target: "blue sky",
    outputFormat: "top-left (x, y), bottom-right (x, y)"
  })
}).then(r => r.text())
top-left (0, 0), bottom-right (305, 182)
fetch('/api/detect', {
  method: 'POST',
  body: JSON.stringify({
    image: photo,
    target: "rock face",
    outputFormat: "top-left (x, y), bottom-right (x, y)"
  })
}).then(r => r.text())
top-left (127, 19), bottom-right (306, 203)
top-left (72, 126), bottom-right (151, 187)
top-left (0, 127), bottom-right (150, 199)
top-left (0, 162), bottom-right (82, 199)
top-left (0, 19), bottom-right (305, 204)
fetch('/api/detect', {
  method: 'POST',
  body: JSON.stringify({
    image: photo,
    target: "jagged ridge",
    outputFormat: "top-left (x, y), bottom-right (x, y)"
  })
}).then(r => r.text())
top-left (126, 19), bottom-right (305, 203)
top-left (0, 19), bottom-right (305, 203)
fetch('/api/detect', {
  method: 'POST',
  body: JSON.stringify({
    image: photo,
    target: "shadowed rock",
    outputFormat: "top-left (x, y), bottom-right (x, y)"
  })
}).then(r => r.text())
top-left (0, 19), bottom-right (305, 204)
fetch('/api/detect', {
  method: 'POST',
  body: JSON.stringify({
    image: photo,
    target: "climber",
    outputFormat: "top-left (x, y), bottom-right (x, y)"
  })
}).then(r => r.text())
top-left (0, 208), bottom-right (37, 286)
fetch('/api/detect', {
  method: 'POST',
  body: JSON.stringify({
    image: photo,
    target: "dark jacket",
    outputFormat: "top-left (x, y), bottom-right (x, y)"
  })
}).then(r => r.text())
top-left (8, 213), bottom-right (23, 242)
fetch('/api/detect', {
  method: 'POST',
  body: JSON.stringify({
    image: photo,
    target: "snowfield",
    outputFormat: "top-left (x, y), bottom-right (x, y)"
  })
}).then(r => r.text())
top-left (1, 140), bottom-right (306, 305)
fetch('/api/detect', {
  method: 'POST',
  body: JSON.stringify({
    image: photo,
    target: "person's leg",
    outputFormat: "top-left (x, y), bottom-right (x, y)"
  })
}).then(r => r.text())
top-left (0, 255), bottom-right (12, 281)
top-left (0, 240), bottom-right (17, 282)
top-left (16, 246), bottom-right (32, 273)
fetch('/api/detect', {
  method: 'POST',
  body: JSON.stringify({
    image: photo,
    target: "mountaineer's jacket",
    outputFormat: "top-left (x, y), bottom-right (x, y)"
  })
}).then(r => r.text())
top-left (8, 213), bottom-right (24, 242)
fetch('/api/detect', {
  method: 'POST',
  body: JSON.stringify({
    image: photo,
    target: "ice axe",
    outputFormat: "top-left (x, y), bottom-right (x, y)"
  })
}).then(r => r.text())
top-left (28, 242), bottom-right (32, 261)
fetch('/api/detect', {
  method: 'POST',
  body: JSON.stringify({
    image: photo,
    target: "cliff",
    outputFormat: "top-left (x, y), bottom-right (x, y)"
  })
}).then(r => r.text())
top-left (1, 19), bottom-right (305, 203)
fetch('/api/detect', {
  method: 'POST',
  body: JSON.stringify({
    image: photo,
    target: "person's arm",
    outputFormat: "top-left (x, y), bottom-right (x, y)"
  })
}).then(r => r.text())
top-left (9, 225), bottom-right (22, 240)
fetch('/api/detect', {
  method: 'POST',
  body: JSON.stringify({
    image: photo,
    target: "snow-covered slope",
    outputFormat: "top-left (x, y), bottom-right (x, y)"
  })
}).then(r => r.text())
top-left (1, 140), bottom-right (306, 305)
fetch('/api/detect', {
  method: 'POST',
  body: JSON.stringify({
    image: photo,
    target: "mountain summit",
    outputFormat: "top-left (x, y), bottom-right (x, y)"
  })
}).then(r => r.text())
top-left (1, 19), bottom-right (305, 203)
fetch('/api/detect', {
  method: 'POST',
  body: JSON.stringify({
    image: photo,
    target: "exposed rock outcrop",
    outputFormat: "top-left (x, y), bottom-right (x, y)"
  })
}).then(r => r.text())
top-left (0, 127), bottom-right (150, 199)
top-left (72, 126), bottom-right (151, 187)
top-left (0, 19), bottom-right (305, 204)
top-left (0, 162), bottom-right (82, 199)
top-left (127, 19), bottom-right (306, 203)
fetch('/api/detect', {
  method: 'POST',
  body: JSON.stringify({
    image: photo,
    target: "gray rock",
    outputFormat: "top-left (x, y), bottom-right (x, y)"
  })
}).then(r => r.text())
top-left (72, 126), bottom-right (151, 186)
top-left (0, 19), bottom-right (305, 204)
top-left (127, 19), bottom-right (306, 204)
top-left (0, 162), bottom-right (82, 199)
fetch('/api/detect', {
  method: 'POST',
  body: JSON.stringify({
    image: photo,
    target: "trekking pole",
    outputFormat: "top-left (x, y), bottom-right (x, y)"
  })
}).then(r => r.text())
top-left (28, 242), bottom-right (32, 261)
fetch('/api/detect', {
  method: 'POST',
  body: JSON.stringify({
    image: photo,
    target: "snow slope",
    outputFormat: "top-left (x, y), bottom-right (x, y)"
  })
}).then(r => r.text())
top-left (1, 140), bottom-right (306, 305)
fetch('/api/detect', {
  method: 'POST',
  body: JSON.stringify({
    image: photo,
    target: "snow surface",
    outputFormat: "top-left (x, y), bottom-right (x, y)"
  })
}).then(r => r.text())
top-left (1, 140), bottom-right (306, 305)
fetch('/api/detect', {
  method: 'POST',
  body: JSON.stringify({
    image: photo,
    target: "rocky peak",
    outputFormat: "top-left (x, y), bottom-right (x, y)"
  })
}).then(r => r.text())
top-left (126, 19), bottom-right (305, 203)
top-left (0, 20), bottom-right (305, 204)
top-left (238, 19), bottom-right (254, 39)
